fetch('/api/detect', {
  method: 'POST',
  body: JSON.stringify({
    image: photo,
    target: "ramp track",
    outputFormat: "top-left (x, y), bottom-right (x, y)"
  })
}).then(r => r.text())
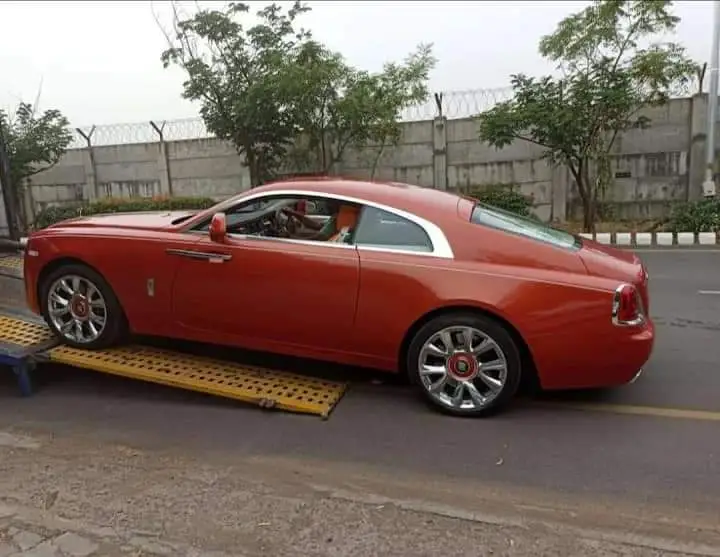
top-left (0, 313), bottom-right (347, 418)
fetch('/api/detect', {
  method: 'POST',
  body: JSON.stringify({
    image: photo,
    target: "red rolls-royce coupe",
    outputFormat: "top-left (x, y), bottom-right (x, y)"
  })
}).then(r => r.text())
top-left (23, 178), bottom-right (654, 417)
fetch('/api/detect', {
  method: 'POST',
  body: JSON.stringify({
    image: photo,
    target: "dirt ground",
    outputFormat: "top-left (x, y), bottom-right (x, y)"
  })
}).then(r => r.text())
top-left (0, 424), bottom-right (718, 557)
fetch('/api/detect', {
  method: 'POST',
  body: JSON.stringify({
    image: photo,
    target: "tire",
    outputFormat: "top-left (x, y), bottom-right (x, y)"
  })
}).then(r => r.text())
top-left (39, 263), bottom-right (128, 349)
top-left (406, 312), bottom-right (522, 417)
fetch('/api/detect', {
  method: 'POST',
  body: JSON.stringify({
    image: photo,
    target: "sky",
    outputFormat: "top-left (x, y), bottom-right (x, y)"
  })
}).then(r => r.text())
top-left (0, 0), bottom-right (715, 137)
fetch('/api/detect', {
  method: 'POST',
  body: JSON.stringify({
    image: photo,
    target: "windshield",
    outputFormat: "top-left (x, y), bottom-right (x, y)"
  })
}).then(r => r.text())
top-left (470, 203), bottom-right (579, 250)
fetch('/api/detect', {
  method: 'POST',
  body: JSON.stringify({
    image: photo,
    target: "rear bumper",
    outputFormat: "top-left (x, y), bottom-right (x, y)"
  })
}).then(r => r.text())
top-left (540, 319), bottom-right (655, 391)
top-left (605, 320), bottom-right (655, 386)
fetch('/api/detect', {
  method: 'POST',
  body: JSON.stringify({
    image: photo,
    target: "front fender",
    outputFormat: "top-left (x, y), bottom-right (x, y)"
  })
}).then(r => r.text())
top-left (24, 234), bottom-right (109, 316)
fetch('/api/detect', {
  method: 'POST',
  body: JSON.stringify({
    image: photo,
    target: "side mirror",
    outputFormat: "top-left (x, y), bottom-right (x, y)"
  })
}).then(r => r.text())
top-left (209, 212), bottom-right (227, 243)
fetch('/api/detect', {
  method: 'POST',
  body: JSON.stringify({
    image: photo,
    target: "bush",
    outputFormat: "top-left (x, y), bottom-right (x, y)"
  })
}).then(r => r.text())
top-left (464, 186), bottom-right (534, 217)
top-left (32, 196), bottom-right (217, 230)
top-left (668, 199), bottom-right (720, 233)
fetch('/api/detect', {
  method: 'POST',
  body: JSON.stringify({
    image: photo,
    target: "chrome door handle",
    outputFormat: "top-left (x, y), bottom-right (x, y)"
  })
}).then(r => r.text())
top-left (166, 249), bottom-right (232, 262)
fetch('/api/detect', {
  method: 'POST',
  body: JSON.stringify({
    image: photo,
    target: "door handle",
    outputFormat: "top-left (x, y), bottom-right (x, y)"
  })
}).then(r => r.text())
top-left (166, 248), bottom-right (232, 262)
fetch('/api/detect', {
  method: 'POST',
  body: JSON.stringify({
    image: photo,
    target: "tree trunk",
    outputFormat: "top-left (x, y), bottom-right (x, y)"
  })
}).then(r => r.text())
top-left (0, 129), bottom-right (20, 240)
top-left (570, 159), bottom-right (596, 234)
top-left (581, 194), bottom-right (596, 234)
top-left (370, 136), bottom-right (388, 180)
top-left (245, 149), bottom-right (261, 188)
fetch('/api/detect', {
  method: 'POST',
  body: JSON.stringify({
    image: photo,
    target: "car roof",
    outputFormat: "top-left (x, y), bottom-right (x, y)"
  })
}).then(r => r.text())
top-left (245, 178), bottom-right (468, 223)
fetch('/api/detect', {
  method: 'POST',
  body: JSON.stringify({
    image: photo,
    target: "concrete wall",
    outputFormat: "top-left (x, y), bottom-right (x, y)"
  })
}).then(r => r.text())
top-left (25, 94), bottom-right (714, 225)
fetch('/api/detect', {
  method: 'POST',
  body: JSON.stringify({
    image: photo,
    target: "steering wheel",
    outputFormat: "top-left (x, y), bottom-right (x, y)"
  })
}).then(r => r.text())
top-left (272, 207), bottom-right (301, 237)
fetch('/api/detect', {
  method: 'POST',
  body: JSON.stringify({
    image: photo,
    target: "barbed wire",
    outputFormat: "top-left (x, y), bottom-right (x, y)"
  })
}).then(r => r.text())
top-left (68, 79), bottom-right (702, 149)
top-left (69, 87), bottom-right (515, 149)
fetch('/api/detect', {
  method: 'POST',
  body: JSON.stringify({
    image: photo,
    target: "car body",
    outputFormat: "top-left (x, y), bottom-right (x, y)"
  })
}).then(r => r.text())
top-left (23, 178), bottom-right (654, 416)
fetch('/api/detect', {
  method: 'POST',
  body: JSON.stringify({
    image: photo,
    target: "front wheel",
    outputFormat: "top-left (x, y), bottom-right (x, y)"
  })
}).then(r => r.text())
top-left (40, 263), bottom-right (128, 349)
top-left (406, 312), bottom-right (522, 417)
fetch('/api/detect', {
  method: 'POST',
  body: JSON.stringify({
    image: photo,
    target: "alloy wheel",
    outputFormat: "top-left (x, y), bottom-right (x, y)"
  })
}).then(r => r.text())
top-left (417, 325), bottom-right (509, 412)
top-left (47, 274), bottom-right (108, 344)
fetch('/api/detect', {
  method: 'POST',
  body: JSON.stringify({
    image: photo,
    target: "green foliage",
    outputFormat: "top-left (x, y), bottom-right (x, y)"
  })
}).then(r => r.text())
top-left (159, 1), bottom-right (434, 185)
top-left (0, 102), bottom-right (73, 188)
top-left (476, 0), bottom-right (696, 233)
top-left (33, 196), bottom-right (216, 230)
top-left (668, 199), bottom-right (720, 233)
top-left (160, 1), bottom-right (311, 186)
top-left (462, 186), bottom-right (534, 217)
top-left (289, 43), bottom-right (436, 173)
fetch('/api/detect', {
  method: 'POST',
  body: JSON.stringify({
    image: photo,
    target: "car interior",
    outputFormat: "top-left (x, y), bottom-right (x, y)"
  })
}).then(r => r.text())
top-left (193, 195), bottom-right (434, 252)
top-left (215, 196), bottom-right (361, 242)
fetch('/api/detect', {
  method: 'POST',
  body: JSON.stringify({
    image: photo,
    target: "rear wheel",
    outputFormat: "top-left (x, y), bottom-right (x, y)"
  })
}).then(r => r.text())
top-left (40, 263), bottom-right (128, 349)
top-left (406, 312), bottom-right (522, 417)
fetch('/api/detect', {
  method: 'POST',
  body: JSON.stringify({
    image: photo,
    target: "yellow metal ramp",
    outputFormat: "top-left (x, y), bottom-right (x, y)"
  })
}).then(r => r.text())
top-left (0, 312), bottom-right (347, 418)
top-left (0, 255), bottom-right (22, 275)
top-left (0, 314), bottom-right (59, 397)
top-left (0, 315), bottom-right (55, 348)
top-left (46, 344), bottom-right (347, 418)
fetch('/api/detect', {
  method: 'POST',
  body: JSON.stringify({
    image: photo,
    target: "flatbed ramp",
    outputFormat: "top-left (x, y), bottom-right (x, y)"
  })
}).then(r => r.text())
top-left (0, 254), bottom-right (22, 277)
top-left (0, 314), bottom-right (347, 418)
top-left (0, 314), bottom-right (58, 396)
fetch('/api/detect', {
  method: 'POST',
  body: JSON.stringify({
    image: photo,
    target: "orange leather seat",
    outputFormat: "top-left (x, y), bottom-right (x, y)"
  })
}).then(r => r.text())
top-left (330, 205), bottom-right (360, 242)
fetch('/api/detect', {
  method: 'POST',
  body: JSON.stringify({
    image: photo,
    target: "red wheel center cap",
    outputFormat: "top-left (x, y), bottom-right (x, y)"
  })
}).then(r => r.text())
top-left (71, 296), bottom-right (89, 319)
top-left (448, 353), bottom-right (478, 380)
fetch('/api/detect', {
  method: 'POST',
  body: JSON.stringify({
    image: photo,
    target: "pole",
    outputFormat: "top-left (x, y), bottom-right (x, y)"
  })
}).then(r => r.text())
top-left (703, 0), bottom-right (720, 197)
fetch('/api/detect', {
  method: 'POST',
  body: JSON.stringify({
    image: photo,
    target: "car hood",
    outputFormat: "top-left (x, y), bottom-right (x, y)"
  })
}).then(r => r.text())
top-left (46, 210), bottom-right (199, 231)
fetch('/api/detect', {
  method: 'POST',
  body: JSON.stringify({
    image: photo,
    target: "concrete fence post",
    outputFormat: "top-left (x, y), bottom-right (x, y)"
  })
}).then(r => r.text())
top-left (432, 93), bottom-right (448, 191)
top-left (22, 183), bottom-right (36, 230)
top-left (688, 93), bottom-right (709, 201)
top-left (76, 126), bottom-right (98, 202)
top-left (150, 121), bottom-right (173, 197)
top-left (551, 164), bottom-right (568, 222)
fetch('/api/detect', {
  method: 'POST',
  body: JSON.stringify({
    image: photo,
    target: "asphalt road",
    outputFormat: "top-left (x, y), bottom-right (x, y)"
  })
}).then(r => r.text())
top-left (0, 249), bottom-right (719, 524)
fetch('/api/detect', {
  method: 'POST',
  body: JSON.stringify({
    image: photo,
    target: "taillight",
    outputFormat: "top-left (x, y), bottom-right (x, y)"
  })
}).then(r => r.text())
top-left (637, 264), bottom-right (649, 285)
top-left (612, 283), bottom-right (645, 326)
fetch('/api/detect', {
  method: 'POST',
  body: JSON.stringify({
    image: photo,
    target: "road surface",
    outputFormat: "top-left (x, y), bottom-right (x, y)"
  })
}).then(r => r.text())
top-left (0, 249), bottom-right (719, 556)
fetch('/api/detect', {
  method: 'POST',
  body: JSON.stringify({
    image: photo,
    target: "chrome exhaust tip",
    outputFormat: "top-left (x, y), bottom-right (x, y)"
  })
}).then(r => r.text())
top-left (629, 368), bottom-right (644, 384)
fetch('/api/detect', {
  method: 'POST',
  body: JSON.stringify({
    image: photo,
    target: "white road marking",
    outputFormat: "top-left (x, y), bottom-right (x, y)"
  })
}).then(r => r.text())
top-left (697, 290), bottom-right (720, 295)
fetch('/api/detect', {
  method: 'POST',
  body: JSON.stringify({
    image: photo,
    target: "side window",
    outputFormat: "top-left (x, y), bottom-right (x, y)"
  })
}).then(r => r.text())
top-left (191, 196), bottom-right (294, 233)
top-left (354, 206), bottom-right (433, 253)
top-left (189, 194), bottom-right (345, 241)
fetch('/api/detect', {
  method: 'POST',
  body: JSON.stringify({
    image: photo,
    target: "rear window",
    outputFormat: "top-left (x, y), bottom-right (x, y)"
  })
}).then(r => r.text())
top-left (470, 203), bottom-right (580, 250)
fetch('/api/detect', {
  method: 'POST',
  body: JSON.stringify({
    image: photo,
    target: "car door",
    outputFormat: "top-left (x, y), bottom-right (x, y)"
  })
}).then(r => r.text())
top-left (350, 205), bottom-right (451, 364)
top-left (169, 229), bottom-right (361, 354)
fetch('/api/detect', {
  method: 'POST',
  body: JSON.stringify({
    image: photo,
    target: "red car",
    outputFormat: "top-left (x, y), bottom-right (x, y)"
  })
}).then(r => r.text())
top-left (23, 178), bottom-right (654, 417)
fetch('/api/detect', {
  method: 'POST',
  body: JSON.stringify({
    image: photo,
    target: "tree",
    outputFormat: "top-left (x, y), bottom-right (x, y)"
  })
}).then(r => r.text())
top-left (159, 1), bottom-right (435, 186)
top-left (159, 1), bottom-right (318, 187)
top-left (288, 42), bottom-right (436, 175)
top-left (0, 102), bottom-right (73, 192)
top-left (476, 1), bottom-right (696, 232)
top-left (0, 102), bottom-right (73, 237)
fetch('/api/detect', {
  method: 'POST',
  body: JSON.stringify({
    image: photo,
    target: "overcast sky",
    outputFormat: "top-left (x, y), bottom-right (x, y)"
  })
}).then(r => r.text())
top-left (0, 0), bottom-right (714, 131)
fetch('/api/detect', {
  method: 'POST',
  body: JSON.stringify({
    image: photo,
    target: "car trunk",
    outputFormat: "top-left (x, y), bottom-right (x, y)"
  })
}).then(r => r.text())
top-left (577, 237), bottom-right (650, 314)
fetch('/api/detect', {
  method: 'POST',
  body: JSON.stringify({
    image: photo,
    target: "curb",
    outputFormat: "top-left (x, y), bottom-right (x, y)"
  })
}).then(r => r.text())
top-left (579, 231), bottom-right (719, 247)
